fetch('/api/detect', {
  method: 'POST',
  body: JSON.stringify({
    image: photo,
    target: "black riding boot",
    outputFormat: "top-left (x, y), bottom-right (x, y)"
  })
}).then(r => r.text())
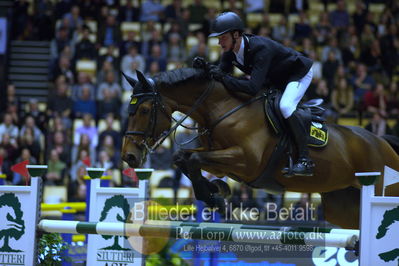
top-left (286, 111), bottom-right (315, 176)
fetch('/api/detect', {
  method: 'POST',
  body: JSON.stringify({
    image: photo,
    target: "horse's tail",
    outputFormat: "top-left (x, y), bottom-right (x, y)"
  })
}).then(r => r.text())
top-left (382, 134), bottom-right (399, 155)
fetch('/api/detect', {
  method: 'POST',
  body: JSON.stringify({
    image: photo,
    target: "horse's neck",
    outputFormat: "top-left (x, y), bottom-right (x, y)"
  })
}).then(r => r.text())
top-left (160, 81), bottom-right (276, 154)
top-left (160, 82), bottom-right (234, 126)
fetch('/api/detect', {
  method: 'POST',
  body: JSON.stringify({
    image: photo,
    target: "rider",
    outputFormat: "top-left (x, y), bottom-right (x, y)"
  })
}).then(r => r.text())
top-left (200, 11), bottom-right (314, 176)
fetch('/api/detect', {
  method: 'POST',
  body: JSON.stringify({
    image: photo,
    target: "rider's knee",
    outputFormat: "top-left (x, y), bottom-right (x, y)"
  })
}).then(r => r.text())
top-left (280, 102), bottom-right (295, 119)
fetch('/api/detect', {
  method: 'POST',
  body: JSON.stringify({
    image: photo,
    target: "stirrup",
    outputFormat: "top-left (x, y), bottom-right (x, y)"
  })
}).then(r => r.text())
top-left (281, 155), bottom-right (294, 177)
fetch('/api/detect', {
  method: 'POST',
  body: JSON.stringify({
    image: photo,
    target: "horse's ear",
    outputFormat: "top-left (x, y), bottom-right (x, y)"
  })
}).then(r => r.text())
top-left (121, 72), bottom-right (137, 88)
top-left (136, 70), bottom-right (151, 88)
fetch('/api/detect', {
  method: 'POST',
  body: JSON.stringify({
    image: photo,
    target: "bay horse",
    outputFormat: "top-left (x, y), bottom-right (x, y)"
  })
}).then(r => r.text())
top-left (121, 68), bottom-right (399, 229)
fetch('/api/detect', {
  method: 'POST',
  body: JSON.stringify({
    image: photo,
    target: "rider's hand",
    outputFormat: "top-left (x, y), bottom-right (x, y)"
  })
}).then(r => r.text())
top-left (209, 65), bottom-right (225, 82)
top-left (192, 56), bottom-right (207, 69)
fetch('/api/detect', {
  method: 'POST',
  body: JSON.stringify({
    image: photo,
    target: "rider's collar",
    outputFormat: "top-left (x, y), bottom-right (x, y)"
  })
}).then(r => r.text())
top-left (234, 36), bottom-right (246, 65)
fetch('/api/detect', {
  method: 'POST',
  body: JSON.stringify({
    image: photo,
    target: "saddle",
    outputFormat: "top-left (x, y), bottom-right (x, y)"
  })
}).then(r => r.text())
top-left (265, 89), bottom-right (328, 147)
top-left (247, 89), bottom-right (328, 194)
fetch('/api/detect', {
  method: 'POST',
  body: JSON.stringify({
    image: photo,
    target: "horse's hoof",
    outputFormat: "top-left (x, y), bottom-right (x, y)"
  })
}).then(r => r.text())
top-left (211, 179), bottom-right (231, 197)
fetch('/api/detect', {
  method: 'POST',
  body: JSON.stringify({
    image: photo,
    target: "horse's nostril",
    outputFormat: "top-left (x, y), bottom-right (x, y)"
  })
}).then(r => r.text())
top-left (126, 154), bottom-right (136, 163)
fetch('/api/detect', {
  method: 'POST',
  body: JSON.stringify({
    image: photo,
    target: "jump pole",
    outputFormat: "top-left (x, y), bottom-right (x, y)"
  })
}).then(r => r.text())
top-left (38, 220), bottom-right (358, 249)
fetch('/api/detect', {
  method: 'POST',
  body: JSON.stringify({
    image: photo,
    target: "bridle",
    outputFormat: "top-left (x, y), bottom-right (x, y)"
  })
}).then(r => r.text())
top-left (124, 79), bottom-right (215, 156)
top-left (124, 89), bottom-right (167, 155)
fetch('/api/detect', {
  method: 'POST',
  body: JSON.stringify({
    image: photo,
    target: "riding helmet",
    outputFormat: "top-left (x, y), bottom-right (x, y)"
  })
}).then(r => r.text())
top-left (209, 12), bottom-right (244, 37)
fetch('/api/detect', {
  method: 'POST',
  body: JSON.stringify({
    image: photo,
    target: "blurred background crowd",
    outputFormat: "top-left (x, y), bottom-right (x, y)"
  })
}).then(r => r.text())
top-left (0, 0), bottom-right (398, 219)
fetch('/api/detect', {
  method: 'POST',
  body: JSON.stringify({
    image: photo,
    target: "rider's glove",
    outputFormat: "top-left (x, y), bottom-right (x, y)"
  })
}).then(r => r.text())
top-left (192, 56), bottom-right (207, 69)
top-left (208, 65), bottom-right (225, 82)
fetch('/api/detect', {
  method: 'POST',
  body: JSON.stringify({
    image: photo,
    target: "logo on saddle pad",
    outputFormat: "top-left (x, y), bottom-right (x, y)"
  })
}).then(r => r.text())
top-left (309, 122), bottom-right (328, 147)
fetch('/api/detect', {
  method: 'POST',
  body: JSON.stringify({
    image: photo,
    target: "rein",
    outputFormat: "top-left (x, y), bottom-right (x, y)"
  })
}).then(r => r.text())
top-left (174, 93), bottom-right (267, 149)
top-left (208, 93), bottom-right (266, 131)
top-left (149, 80), bottom-right (214, 152)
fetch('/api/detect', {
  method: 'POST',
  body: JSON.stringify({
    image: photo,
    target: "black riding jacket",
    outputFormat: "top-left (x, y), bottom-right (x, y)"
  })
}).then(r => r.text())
top-left (219, 34), bottom-right (313, 95)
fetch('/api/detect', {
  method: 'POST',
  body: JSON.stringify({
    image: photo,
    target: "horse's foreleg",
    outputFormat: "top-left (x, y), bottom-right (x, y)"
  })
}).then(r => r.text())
top-left (186, 152), bottom-right (226, 209)
top-left (173, 146), bottom-right (245, 210)
top-left (173, 149), bottom-right (222, 208)
top-left (172, 148), bottom-right (208, 175)
top-left (172, 149), bottom-right (192, 176)
top-left (186, 146), bottom-right (246, 202)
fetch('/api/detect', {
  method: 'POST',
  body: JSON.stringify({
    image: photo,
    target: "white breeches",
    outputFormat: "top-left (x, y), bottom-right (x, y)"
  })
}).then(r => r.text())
top-left (279, 68), bottom-right (313, 118)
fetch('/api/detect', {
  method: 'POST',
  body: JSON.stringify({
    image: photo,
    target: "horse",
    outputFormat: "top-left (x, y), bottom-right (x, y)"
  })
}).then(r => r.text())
top-left (121, 68), bottom-right (399, 229)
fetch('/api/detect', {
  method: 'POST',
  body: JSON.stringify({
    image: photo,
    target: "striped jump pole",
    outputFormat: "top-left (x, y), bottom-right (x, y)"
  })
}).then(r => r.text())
top-left (38, 220), bottom-right (358, 249)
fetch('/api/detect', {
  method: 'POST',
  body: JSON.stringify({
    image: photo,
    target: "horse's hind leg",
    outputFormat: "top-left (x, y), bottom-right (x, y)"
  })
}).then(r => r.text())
top-left (320, 187), bottom-right (360, 229)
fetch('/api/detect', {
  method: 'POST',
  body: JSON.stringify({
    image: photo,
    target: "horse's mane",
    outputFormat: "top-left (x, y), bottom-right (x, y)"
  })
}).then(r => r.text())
top-left (153, 67), bottom-right (251, 103)
top-left (153, 67), bottom-right (207, 88)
